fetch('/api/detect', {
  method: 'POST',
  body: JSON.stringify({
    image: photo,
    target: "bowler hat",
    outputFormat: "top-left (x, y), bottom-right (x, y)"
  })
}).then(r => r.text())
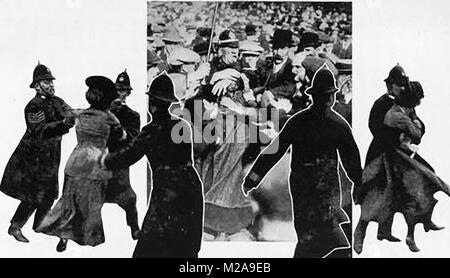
top-left (245, 24), bottom-right (257, 36)
top-left (305, 64), bottom-right (339, 96)
top-left (193, 42), bottom-right (210, 56)
top-left (85, 75), bottom-right (118, 101)
top-left (115, 69), bottom-right (132, 90)
top-left (298, 31), bottom-right (320, 51)
top-left (30, 62), bottom-right (55, 88)
top-left (271, 29), bottom-right (295, 49)
top-left (198, 27), bottom-right (213, 38)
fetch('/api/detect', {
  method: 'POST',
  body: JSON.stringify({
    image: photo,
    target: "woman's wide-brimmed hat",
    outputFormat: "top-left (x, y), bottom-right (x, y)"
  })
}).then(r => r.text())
top-left (85, 75), bottom-right (118, 101)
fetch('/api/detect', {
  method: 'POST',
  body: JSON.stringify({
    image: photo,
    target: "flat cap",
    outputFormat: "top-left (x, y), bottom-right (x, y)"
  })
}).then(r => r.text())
top-left (168, 47), bottom-right (200, 66)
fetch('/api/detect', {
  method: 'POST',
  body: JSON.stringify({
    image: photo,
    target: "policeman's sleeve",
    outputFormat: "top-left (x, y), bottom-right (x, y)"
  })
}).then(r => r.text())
top-left (126, 111), bottom-right (141, 140)
top-left (337, 124), bottom-right (363, 187)
top-left (104, 125), bottom-right (152, 170)
top-left (246, 119), bottom-right (294, 185)
top-left (368, 99), bottom-right (395, 139)
top-left (59, 98), bottom-right (73, 115)
top-left (25, 105), bottom-right (70, 140)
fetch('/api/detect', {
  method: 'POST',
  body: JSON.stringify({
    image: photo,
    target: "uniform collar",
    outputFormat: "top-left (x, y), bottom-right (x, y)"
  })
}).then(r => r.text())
top-left (36, 93), bottom-right (48, 100)
top-left (386, 93), bottom-right (395, 100)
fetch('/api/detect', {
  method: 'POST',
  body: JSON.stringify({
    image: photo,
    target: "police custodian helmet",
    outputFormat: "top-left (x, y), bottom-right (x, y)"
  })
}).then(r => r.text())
top-left (115, 69), bottom-right (133, 90)
top-left (384, 63), bottom-right (409, 86)
top-left (30, 62), bottom-right (55, 88)
top-left (305, 64), bottom-right (339, 96)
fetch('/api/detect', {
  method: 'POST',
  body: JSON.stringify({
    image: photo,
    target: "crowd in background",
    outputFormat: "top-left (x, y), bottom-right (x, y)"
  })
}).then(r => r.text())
top-left (146, 1), bottom-right (353, 244)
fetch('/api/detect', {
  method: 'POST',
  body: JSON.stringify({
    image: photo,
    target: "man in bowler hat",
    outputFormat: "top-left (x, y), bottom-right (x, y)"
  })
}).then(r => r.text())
top-left (104, 69), bottom-right (141, 240)
top-left (243, 64), bottom-right (362, 258)
top-left (254, 29), bottom-right (297, 101)
top-left (0, 62), bottom-right (74, 242)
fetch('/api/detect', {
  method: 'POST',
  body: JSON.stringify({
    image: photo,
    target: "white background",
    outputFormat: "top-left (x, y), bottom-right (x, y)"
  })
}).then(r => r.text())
top-left (0, 0), bottom-right (148, 258)
top-left (353, 0), bottom-right (450, 258)
top-left (1, 0), bottom-right (450, 258)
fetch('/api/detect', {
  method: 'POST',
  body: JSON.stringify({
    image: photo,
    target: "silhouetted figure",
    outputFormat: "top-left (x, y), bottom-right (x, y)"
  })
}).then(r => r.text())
top-left (102, 72), bottom-right (204, 258)
top-left (243, 65), bottom-right (362, 258)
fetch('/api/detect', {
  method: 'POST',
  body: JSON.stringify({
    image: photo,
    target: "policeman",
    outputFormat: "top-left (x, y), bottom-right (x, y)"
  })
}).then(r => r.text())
top-left (104, 69), bottom-right (141, 240)
top-left (0, 62), bottom-right (74, 242)
top-left (204, 29), bottom-right (244, 100)
top-left (243, 64), bottom-right (362, 258)
top-left (355, 64), bottom-right (409, 243)
top-left (101, 72), bottom-right (204, 258)
top-left (353, 64), bottom-right (442, 251)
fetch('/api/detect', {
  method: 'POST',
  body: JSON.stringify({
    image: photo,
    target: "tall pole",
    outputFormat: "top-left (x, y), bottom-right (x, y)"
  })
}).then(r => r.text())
top-left (207, 2), bottom-right (220, 61)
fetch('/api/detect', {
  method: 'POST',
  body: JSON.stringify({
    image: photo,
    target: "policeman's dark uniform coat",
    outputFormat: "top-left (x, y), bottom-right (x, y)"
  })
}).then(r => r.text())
top-left (354, 66), bottom-right (409, 240)
top-left (244, 65), bottom-right (362, 258)
top-left (354, 81), bottom-right (449, 253)
top-left (0, 64), bottom-right (72, 229)
top-left (105, 70), bottom-right (141, 233)
top-left (104, 72), bottom-right (203, 258)
top-left (364, 65), bottom-right (411, 166)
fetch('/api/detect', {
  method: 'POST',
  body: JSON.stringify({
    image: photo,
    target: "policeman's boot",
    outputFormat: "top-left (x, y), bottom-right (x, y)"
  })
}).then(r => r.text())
top-left (377, 220), bottom-right (400, 242)
top-left (353, 220), bottom-right (368, 255)
top-left (424, 221), bottom-right (444, 232)
top-left (8, 225), bottom-right (29, 243)
top-left (56, 238), bottom-right (68, 252)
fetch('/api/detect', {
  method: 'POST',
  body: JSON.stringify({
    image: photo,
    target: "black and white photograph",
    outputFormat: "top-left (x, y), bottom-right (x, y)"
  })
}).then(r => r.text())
top-left (147, 1), bottom-right (354, 258)
top-left (0, 0), bottom-right (147, 257)
top-left (1, 0), bottom-right (450, 261)
top-left (352, 0), bottom-right (450, 258)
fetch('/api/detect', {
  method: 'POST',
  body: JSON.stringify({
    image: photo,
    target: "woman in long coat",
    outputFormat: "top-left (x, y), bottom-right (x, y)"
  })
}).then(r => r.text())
top-left (353, 81), bottom-right (450, 254)
top-left (103, 72), bottom-right (204, 258)
top-left (36, 76), bottom-right (124, 251)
